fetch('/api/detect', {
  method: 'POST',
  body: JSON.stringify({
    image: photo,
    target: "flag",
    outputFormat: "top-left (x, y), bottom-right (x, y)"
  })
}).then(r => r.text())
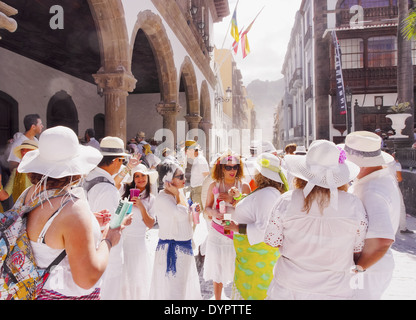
top-left (231, 8), bottom-right (239, 43)
top-left (332, 30), bottom-right (347, 115)
top-left (241, 31), bottom-right (250, 58)
top-left (240, 7), bottom-right (263, 59)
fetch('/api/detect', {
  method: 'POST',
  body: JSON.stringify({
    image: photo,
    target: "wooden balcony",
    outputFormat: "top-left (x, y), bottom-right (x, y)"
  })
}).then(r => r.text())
top-left (338, 6), bottom-right (398, 28)
top-left (330, 66), bottom-right (416, 94)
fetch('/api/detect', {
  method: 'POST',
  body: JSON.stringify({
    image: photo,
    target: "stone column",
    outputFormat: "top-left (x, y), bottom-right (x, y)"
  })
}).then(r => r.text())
top-left (93, 67), bottom-right (137, 143)
top-left (199, 119), bottom-right (213, 160)
top-left (156, 102), bottom-right (182, 145)
top-left (0, 2), bottom-right (18, 39)
top-left (184, 114), bottom-right (203, 131)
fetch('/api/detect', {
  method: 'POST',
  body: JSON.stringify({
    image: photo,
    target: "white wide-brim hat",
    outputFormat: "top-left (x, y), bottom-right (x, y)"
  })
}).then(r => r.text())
top-left (284, 140), bottom-right (360, 208)
top-left (344, 131), bottom-right (394, 167)
top-left (100, 136), bottom-right (129, 157)
top-left (18, 126), bottom-right (103, 179)
top-left (126, 164), bottom-right (158, 185)
top-left (254, 153), bottom-right (286, 184)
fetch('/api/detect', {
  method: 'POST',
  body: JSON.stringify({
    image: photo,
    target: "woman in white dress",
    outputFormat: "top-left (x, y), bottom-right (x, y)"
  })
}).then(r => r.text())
top-left (264, 140), bottom-right (369, 300)
top-left (120, 164), bottom-right (158, 300)
top-left (224, 153), bottom-right (289, 300)
top-left (203, 151), bottom-right (251, 300)
top-left (149, 161), bottom-right (202, 300)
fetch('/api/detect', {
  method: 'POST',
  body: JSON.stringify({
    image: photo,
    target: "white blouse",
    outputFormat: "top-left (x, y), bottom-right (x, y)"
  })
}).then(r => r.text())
top-left (265, 189), bottom-right (368, 298)
top-left (154, 190), bottom-right (193, 241)
top-left (233, 187), bottom-right (282, 245)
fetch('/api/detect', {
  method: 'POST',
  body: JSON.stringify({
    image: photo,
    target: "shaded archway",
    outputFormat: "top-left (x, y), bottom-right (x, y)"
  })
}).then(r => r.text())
top-left (180, 56), bottom-right (199, 117)
top-left (47, 90), bottom-right (79, 134)
top-left (0, 91), bottom-right (18, 146)
top-left (130, 10), bottom-right (178, 103)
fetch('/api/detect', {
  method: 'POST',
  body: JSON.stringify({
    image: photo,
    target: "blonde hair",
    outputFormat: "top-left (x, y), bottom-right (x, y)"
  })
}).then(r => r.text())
top-left (254, 173), bottom-right (286, 194)
top-left (294, 177), bottom-right (348, 214)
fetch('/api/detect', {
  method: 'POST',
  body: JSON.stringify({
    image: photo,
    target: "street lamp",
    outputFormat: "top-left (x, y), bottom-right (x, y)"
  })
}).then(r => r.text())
top-left (215, 87), bottom-right (232, 103)
top-left (345, 86), bottom-right (352, 134)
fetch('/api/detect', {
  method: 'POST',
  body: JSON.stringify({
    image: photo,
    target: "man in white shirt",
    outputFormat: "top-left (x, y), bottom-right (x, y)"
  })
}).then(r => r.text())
top-left (185, 140), bottom-right (209, 210)
top-left (7, 114), bottom-right (43, 171)
top-left (84, 128), bottom-right (101, 150)
top-left (84, 136), bottom-right (130, 300)
top-left (345, 131), bottom-right (400, 300)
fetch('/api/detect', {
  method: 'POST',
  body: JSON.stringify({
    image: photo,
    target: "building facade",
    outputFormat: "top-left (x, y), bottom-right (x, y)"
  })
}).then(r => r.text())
top-left (0, 0), bottom-right (230, 159)
top-left (277, 0), bottom-right (415, 149)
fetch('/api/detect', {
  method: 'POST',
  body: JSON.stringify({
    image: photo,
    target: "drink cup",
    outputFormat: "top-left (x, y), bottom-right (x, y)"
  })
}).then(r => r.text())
top-left (130, 188), bottom-right (141, 200)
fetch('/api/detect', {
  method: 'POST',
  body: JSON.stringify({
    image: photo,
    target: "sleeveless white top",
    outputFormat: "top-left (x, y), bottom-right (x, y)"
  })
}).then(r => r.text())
top-left (30, 188), bottom-right (102, 297)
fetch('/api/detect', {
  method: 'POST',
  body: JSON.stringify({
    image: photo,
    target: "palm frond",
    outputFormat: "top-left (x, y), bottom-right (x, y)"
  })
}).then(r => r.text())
top-left (401, 9), bottom-right (416, 40)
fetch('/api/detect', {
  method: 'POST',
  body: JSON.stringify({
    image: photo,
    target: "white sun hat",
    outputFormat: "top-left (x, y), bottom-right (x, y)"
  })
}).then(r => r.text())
top-left (344, 131), bottom-right (394, 167)
top-left (18, 126), bottom-right (102, 179)
top-left (254, 153), bottom-right (288, 188)
top-left (284, 139), bottom-right (360, 208)
top-left (126, 163), bottom-right (158, 185)
top-left (100, 136), bottom-right (129, 157)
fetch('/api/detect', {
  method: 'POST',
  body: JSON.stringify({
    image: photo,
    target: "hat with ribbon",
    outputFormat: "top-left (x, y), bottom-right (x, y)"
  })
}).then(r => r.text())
top-left (344, 131), bottom-right (394, 167)
top-left (100, 136), bottom-right (129, 157)
top-left (13, 139), bottom-right (39, 160)
top-left (18, 126), bottom-right (102, 179)
top-left (255, 153), bottom-right (289, 191)
top-left (284, 140), bottom-right (360, 209)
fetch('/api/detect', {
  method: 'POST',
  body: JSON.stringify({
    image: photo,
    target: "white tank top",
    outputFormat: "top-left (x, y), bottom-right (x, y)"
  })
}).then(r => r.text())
top-left (30, 190), bottom-right (102, 297)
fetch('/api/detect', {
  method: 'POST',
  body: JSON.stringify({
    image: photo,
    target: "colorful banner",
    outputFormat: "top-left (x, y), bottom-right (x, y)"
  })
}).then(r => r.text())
top-left (332, 30), bottom-right (347, 115)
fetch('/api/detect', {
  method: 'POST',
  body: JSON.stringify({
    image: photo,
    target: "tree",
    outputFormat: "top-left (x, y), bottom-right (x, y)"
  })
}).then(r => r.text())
top-left (398, 0), bottom-right (415, 143)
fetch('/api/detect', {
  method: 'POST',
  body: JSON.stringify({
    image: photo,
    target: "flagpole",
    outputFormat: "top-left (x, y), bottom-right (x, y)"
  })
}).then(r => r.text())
top-left (220, 0), bottom-right (240, 49)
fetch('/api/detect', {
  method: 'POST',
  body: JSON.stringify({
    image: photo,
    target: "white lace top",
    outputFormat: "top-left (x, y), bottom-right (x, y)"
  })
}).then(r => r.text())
top-left (265, 189), bottom-right (368, 297)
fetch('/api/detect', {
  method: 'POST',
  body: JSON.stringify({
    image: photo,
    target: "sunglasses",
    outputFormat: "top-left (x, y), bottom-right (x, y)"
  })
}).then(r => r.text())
top-left (173, 174), bottom-right (185, 180)
top-left (224, 165), bottom-right (239, 171)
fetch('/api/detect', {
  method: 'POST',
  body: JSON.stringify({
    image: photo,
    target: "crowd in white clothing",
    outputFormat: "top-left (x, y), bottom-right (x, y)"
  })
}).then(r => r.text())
top-left (0, 122), bottom-right (407, 300)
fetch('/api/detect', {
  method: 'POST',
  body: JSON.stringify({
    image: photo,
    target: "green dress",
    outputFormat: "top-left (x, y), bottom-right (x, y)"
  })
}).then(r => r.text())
top-left (233, 234), bottom-right (280, 300)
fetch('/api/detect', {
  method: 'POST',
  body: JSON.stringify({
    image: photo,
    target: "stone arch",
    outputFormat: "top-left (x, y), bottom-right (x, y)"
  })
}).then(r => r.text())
top-left (130, 10), bottom-right (178, 103)
top-left (179, 56), bottom-right (199, 115)
top-left (87, 0), bottom-right (131, 73)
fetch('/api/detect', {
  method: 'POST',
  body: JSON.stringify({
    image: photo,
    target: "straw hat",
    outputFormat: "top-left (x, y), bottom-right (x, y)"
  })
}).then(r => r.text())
top-left (100, 136), bottom-right (129, 157)
top-left (126, 164), bottom-right (158, 185)
top-left (284, 140), bottom-right (360, 208)
top-left (18, 126), bottom-right (102, 179)
top-left (13, 139), bottom-right (38, 160)
top-left (254, 153), bottom-right (286, 184)
top-left (344, 131), bottom-right (393, 167)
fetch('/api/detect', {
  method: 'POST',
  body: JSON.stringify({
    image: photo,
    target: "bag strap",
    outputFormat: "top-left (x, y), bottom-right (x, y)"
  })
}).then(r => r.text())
top-left (37, 198), bottom-right (73, 244)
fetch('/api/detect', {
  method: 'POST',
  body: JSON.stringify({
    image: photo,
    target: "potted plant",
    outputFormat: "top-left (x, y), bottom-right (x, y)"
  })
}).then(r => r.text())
top-left (386, 102), bottom-right (412, 138)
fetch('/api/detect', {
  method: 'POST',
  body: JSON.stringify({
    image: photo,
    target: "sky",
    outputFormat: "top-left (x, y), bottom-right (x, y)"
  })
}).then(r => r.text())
top-left (213, 0), bottom-right (303, 86)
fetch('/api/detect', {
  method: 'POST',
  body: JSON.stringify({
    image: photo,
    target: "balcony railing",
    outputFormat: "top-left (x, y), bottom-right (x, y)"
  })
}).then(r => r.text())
top-left (338, 6), bottom-right (398, 27)
top-left (330, 66), bottom-right (416, 93)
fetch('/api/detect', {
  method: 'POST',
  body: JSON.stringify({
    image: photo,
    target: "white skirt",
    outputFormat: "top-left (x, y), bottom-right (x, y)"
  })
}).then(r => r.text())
top-left (149, 241), bottom-right (202, 300)
top-left (120, 234), bottom-right (152, 300)
top-left (203, 224), bottom-right (236, 284)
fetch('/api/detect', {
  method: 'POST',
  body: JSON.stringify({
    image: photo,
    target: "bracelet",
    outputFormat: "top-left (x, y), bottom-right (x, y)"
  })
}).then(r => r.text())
top-left (101, 238), bottom-right (113, 249)
top-left (352, 265), bottom-right (365, 273)
top-left (233, 194), bottom-right (243, 201)
top-left (0, 185), bottom-right (3, 191)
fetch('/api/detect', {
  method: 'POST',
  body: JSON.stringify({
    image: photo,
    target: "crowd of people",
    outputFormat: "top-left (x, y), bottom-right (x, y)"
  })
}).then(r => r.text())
top-left (0, 113), bottom-right (413, 300)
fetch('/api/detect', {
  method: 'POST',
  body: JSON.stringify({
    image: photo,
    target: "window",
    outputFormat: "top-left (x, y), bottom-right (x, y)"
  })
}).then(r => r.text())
top-left (361, 0), bottom-right (392, 8)
top-left (339, 38), bottom-right (364, 69)
top-left (368, 36), bottom-right (397, 67)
